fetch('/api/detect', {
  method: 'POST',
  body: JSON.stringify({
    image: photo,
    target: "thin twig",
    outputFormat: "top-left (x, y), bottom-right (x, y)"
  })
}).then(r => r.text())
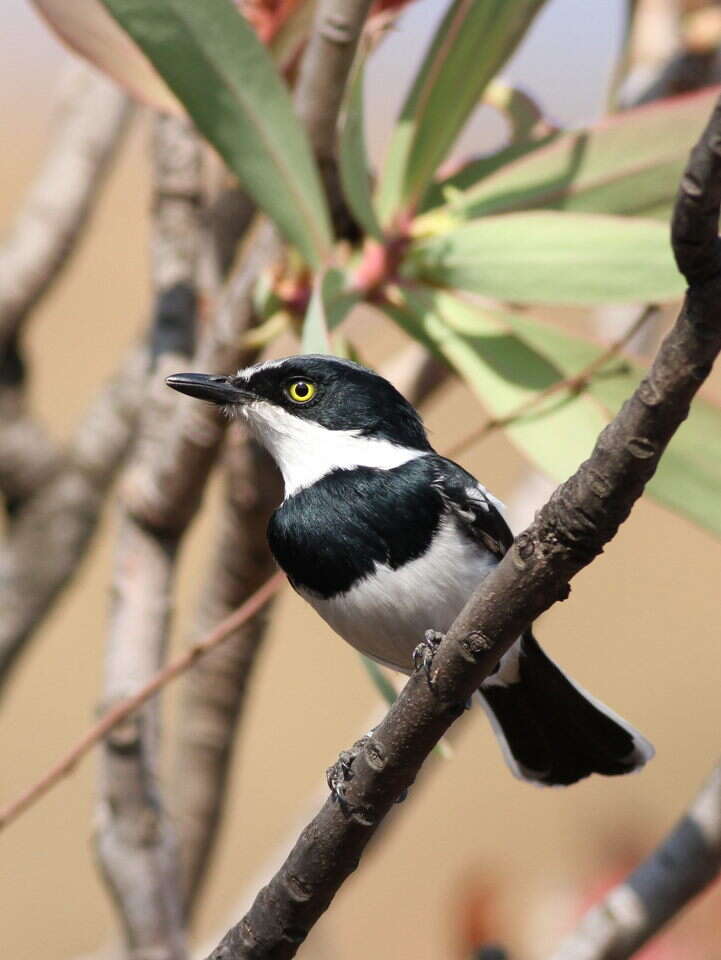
top-left (548, 759), bottom-right (721, 960)
top-left (196, 92), bottom-right (721, 960)
top-left (445, 305), bottom-right (657, 460)
top-left (0, 574), bottom-right (283, 832)
top-left (294, 0), bottom-right (374, 237)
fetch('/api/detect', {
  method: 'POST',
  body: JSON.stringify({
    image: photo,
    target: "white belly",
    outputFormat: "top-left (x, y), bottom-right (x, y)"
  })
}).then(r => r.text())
top-left (298, 517), bottom-right (497, 673)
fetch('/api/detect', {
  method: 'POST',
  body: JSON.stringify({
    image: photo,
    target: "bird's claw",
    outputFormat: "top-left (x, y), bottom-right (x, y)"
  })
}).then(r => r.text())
top-left (326, 734), bottom-right (370, 808)
top-left (413, 629), bottom-right (444, 684)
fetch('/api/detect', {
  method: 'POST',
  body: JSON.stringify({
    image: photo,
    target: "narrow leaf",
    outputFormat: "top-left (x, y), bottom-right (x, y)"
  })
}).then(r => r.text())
top-left (32, 0), bottom-right (182, 113)
top-left (420, 87), bottom-right (719, 222)
top-left (420, 131), bottom-right (559, 214)
top-left (509, 315), bottom-right (721, 538)
top-left (101, 0), bottom-right (332, 265)
top-left (339, 61), bottom-right (383, 240)
top-left (376, 0), bottom-right (549, 224)
top-left (301, 268), bottom-right (358, 354)
top-left (360, 655), bottom-right (397, 707)
top-left (383, 286), bottom-right (608, 481)
top-left (407, 212), bottom-right (685, 305)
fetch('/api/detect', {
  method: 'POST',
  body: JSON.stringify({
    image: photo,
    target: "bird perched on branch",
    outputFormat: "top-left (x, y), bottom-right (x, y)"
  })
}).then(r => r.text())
top-left (167, 355), bottom-right (653, 787)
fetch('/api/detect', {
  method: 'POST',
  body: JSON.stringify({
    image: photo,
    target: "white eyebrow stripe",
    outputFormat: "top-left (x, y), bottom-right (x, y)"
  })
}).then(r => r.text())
top-left (235, 358), bottom-right (288, 381)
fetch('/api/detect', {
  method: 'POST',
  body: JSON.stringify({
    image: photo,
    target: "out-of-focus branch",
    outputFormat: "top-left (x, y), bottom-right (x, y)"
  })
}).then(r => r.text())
top-left (0, 345), bottom-right (146, 690)
top-left (0, 575), bottom-right (283, 833)
top-left (201, 95), bottom-right (721, 960)
top-left (0, 347), bottom-right (61, 511)
top-left (294, 0), bottom-right (374, 237)
top-left (0, 60), bottom-right (132, 511)
top-left (175, 427), bottom-right (282, 916)
top-left (548, 760), bottom-right (721, 960)
top-left (0, 59), bottom-right (132, 350)
top-left (94, 114), bottom-right (202, 960)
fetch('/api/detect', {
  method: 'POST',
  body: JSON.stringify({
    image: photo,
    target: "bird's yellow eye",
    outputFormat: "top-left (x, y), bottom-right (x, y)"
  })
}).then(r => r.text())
top-left (286, 379), bottom-right (317, 404)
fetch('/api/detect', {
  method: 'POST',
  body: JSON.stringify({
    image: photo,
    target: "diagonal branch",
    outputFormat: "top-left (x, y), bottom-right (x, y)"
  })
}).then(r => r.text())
top-left (0, 59), bottom-right (132, 350)
top-left (548, 758), bottom-right (721, 960)
top-left (201, 94), bottom-right (721, 960)
top-left (0, 345), bottom-right (146, 690)
top-left (0, 60), bottom-right (132, 511)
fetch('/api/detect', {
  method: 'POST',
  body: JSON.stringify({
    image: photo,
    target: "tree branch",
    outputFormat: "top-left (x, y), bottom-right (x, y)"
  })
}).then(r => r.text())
top-left (0, 575), bottom-right (283, 832)
top-left (201, 93), bottom-right (721, 960)
top-left (94, 114), bottom-right (202, 960)
top-left (0, 345), bottom-right (146, 690)
top-left (174, 426), bottom-right (282, 916)
top-left (0, 59), bottom-right (132, 350)
top-left (0, 60), bottom-right (132, 511)
top-left (294, 0), bottom-right (374, 237)
top-left (548, 759), bottom-right (721, 960)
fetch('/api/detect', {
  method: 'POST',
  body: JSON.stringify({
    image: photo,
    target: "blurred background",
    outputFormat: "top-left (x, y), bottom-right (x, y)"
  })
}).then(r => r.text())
top-left (2, 1), bottom-right (721, 958)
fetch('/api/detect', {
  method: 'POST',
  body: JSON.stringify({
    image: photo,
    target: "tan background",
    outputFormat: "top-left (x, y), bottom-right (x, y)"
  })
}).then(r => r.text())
top-left (2, 3), bottom-right (721, 959)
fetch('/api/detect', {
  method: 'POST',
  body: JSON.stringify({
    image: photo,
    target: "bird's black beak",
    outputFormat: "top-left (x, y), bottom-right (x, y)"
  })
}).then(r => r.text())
top-left (165, 373), bottom-right (254, 405)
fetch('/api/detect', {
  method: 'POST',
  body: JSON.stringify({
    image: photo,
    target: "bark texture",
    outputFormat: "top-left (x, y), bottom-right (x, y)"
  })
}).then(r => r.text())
top-left (202, 93), bottom-right (721, 960)
top-left (94, 115), bottom-right (202, 960)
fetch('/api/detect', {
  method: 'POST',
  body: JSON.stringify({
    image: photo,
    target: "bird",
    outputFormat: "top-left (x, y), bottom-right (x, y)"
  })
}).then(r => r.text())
top-left (166, 354), bottom-right (654, 787)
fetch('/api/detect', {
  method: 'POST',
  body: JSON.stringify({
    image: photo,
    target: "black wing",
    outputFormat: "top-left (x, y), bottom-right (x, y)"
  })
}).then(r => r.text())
top-left (429, 455), bottom-right (514, 559)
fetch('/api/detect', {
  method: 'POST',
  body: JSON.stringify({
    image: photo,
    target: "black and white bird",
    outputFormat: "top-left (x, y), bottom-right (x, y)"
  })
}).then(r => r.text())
top-left (167, 355), bottom-right (653, 787)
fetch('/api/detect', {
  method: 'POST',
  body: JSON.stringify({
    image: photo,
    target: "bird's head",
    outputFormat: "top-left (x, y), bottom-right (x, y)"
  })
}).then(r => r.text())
top-left (166, 355), bottom-right (432, 496)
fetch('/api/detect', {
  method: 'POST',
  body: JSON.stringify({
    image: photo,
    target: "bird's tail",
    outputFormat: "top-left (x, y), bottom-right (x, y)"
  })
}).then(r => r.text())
top-left (478, 633), bottom-right (654, 787)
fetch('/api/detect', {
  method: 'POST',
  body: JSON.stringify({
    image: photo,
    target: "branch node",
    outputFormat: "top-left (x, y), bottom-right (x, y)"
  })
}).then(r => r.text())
top-left (321, 15), bottom-right (355, 45)
top-left (637, 377), bottom-right (663, 407)
top-left (587, 470), bottom-right (612, 500)
top-left (363, 738), bottom-right (387, 772)
top-left (626, 436), bottom-right (657, 459)
top-left (457, 630), bottom-right (494, 663)
top-left (284, 873), bottom-right (314, 903)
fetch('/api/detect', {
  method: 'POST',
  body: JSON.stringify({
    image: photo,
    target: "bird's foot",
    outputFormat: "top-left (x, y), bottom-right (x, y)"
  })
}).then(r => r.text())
top-left (413, 629), bottom-right (444, 684)
top-left (326, 733), bottom-right (371, 810)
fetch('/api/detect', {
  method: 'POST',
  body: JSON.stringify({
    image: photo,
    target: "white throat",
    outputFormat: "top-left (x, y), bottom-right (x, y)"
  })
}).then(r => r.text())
top-left (238, 401), bottom-right (426, 497)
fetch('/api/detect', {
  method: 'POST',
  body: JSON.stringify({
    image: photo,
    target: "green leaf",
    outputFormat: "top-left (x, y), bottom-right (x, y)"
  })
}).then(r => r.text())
top-left (386, 289), bottom-right (721, 538)
top-left (421, 132), bottom-right (559, 214)
top-left (420, 87), bottom-right (719, 222)
top-left (376, 0), bottom-right (549, 224)
top-left (339, 60), bottom-right (383, 240)
top-left (383, 286), bottom-right (607, 481)
top-left (101, 0), bottom-right (332, 265)
top-left (407, 212), bottom-right (684, 305)
top-left (509, 315), bottom-right (721, 538)
top-left (301, 268), bottom-right (358, 354)
top-left (360, 655), bottom-right (397, 707)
